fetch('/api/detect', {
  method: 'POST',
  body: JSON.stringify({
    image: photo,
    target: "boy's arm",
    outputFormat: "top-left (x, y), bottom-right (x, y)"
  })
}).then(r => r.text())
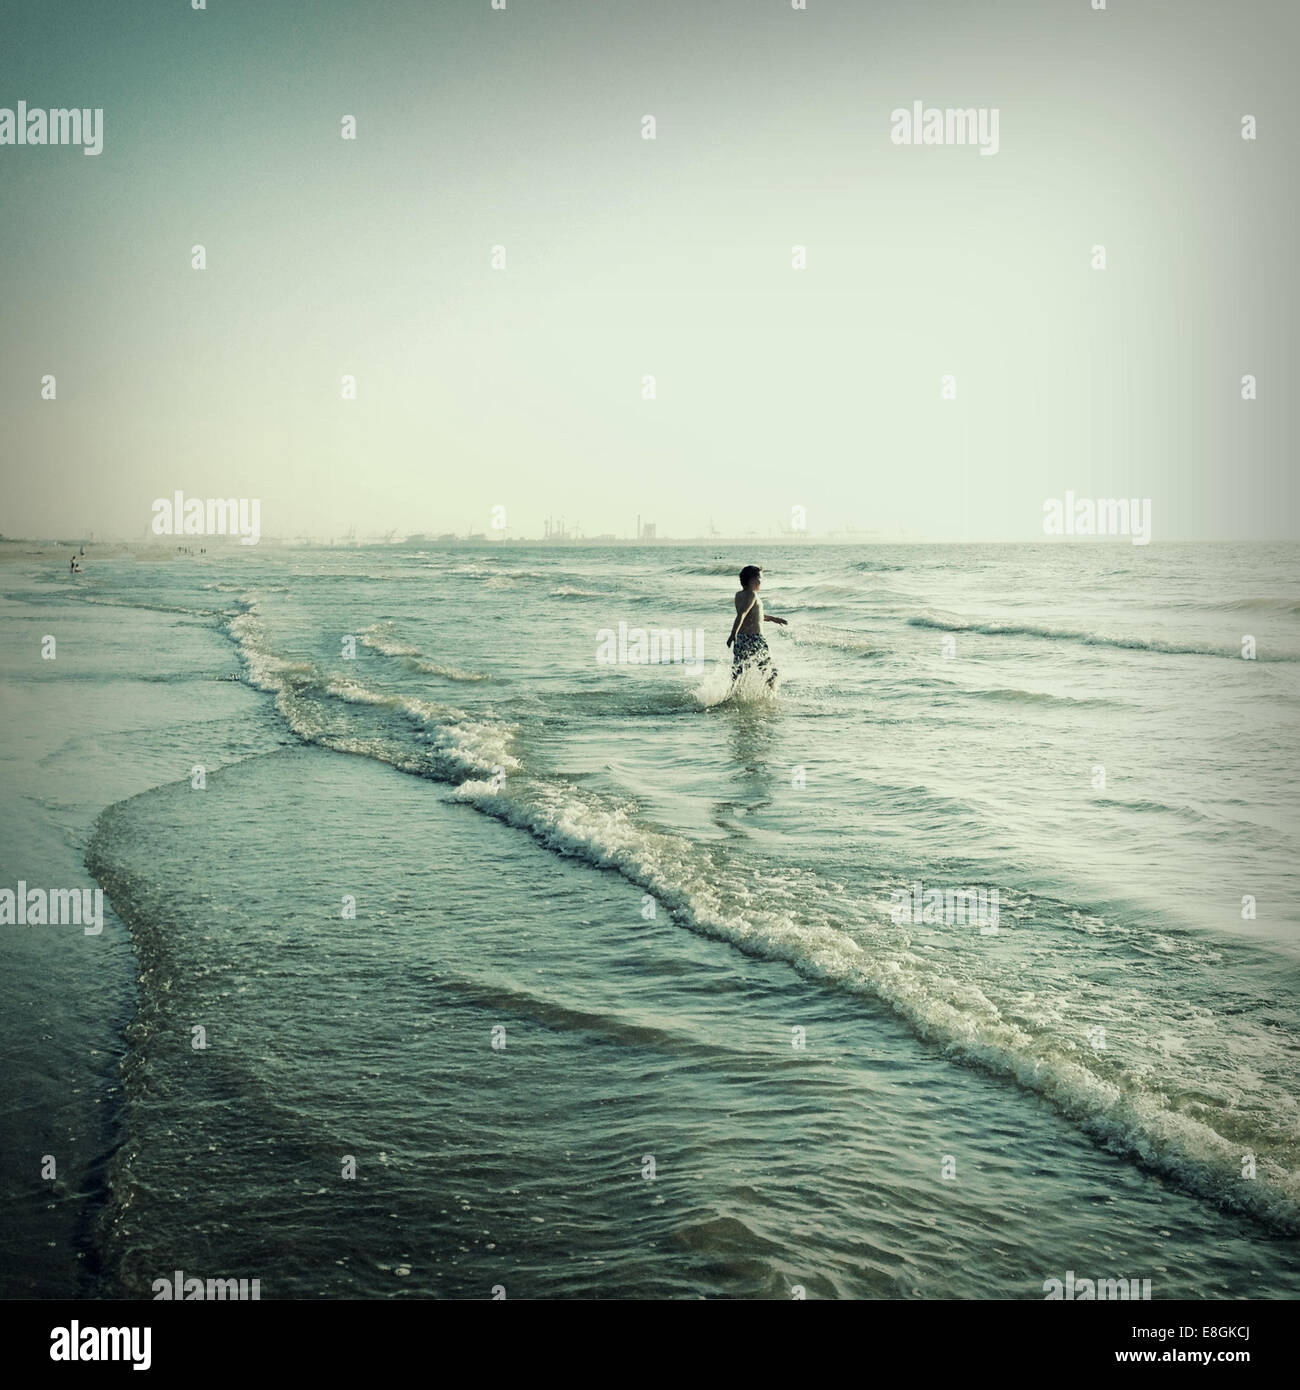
top-left (763, 613), bottom-right (788, 626)
top-left (727, 592), bottom-right (757, 647)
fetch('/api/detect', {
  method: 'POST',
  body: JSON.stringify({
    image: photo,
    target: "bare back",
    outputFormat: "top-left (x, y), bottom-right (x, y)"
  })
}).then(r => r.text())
top-left (735, 588), bottom-right (763, 636)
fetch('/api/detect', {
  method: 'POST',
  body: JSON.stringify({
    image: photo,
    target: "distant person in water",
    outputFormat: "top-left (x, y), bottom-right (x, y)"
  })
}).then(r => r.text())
top-left (727, 565), bottom-right (787, 688)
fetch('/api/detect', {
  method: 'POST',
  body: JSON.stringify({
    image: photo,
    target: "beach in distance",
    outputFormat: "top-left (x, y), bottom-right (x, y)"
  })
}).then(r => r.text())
top-left (1, 539), bottom-right (1298, 1299)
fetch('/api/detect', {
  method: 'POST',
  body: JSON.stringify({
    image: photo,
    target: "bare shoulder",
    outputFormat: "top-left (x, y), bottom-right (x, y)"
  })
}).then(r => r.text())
top-left (734, 589), bottom-right (750, 610)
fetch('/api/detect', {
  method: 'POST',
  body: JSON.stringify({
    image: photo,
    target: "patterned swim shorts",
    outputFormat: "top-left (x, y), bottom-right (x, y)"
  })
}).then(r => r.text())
top-left (731, 631), bottom-right (774, 678)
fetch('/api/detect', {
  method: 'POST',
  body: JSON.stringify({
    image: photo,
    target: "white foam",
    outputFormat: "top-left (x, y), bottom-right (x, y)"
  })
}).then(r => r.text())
top-left (691, 665), bottom-right (737, 707)
top-left (229, 600), bottom-right (517, 778)
top-left (358, 621), bottom-right (490, 681)
top-left (451, 773), bottom-right (1300, 1231)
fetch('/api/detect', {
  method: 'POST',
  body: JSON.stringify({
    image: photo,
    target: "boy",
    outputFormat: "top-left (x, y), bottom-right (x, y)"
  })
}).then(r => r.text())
top-left (726, 565), bottom-right (787, 688)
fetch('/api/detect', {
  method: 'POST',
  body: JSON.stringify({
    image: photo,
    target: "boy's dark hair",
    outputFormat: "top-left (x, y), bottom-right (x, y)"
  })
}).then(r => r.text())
top-left (739, 565), bottom-right (762, 587)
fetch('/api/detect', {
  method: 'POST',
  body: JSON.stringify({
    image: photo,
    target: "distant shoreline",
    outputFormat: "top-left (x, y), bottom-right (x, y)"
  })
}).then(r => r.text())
top-left (1, 537), bottom-right (1281, 559)
top-left (0, 541), bottom-right (182, 565)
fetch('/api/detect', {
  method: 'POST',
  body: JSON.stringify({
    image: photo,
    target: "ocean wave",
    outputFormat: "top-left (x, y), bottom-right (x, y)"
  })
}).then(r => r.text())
top-left (783, 582), bottom-right (864, 601)
top-left (80, 595), bottom-right (224, 619)
top-left (228, 601), bottom-right (514, 777)
top-left (447, 773), bottom-right (1300, 1232)
top-left (907, 613), bottom-right (1297, 660)
top-left (357, 621), bottom-right (423, 659)
top-left (325, 675), bottom-right (519, 774)
top-left (1197, 596), bottom-right (1300, 616)
top-left (922, 679), bottom-right (1122, 710)
top-left (358, 622), bottom-right (490, 682)
top-left (321, 673), bottom-right (456, 725)
top-left (671, 561), bottom-right (749, 577)
top-left (441, 563), bottom-right (566, 583)
top-left (785, 623), bottom-right (876, 656)
top-left (218, 588), bottom-right (1300, 1234)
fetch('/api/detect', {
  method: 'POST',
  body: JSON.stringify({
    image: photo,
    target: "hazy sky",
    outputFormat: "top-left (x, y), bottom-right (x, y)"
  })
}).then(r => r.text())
top-left (1, 0), bottom-right (1295, 541)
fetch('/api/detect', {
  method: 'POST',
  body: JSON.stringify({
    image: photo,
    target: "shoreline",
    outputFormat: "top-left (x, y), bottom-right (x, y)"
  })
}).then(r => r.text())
top-left (0, 566), bottom-right (268, 1295)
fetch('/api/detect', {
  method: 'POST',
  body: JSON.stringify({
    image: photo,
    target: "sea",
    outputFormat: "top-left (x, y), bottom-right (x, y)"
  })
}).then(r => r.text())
top-left (1, 540), bottom-right (1297, 1299)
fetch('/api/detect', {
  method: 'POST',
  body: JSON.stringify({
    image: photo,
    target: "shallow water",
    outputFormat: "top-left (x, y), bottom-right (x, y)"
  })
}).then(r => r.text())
top-left (1, 541), bottom-right (1297, 1297)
